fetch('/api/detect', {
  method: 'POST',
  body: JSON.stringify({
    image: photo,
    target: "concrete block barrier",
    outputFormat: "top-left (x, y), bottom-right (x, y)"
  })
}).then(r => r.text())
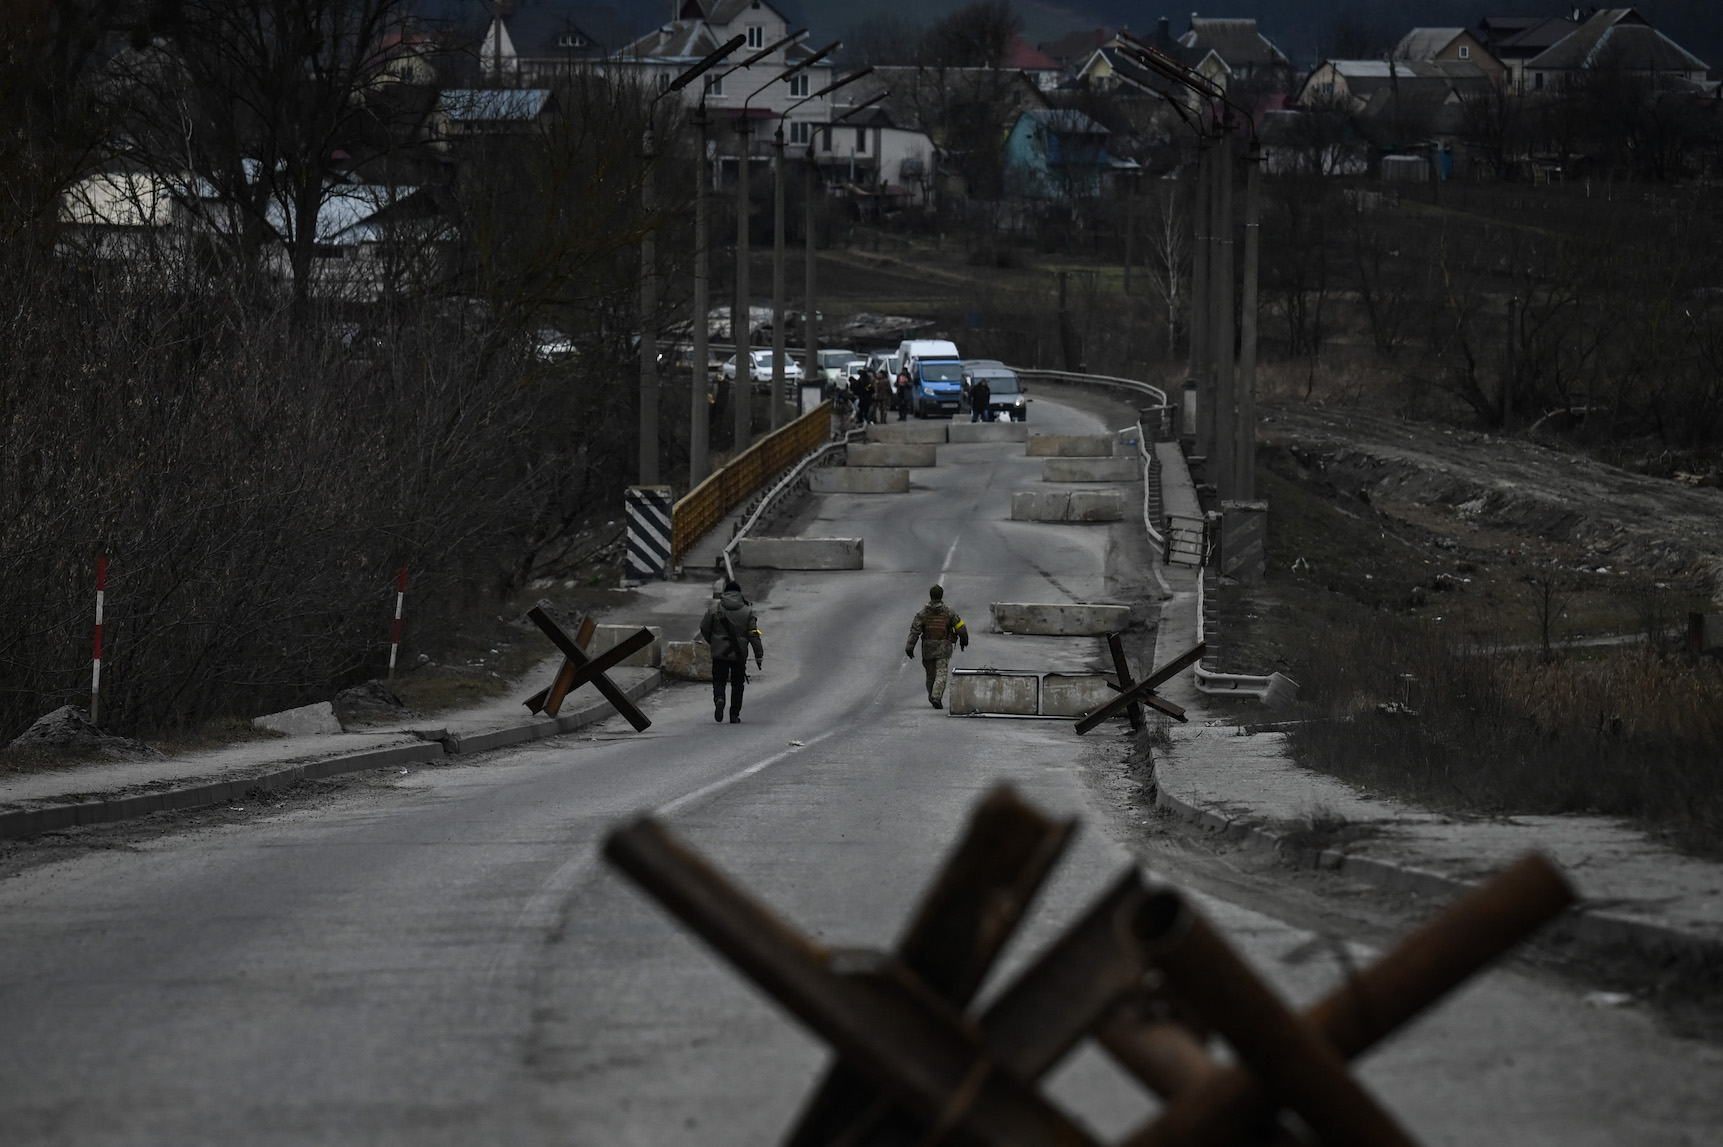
top-left (810, 467), bottom-right (910, 494)
top-left (588, 624), bottom-right (662, 667)
top-left (1026, 434), bottom-right (1115, 457)
top-left (1041, 674), bottom-right (1116, 717)
top-left (1043, 457), bottom-right (1138, 482)
top-left (663, 639), bottom-right (713, 681)
top-left (253, 701), bottom-right (341, 736)
top-left (948, 671), bottom-right (1039, 715)
top-left (1010, 491), bottom-right (1124, 522)
top-left (848, 442), bottom-right (938, 468)
top-left (991, 602), bottom-right (1131, 636)
top-left (948, 422), bottom-right (1028, 443)
top-left (865, 423), bottom-right (947, 444)
top-left (737, 536), bottom-right (864, 570)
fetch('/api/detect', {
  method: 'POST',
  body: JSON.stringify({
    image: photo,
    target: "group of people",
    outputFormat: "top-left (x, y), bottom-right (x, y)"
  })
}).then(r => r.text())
top-left (699, 580), bottom-right (966, 722)
top-left (849, 368), bottom-right (909, 424)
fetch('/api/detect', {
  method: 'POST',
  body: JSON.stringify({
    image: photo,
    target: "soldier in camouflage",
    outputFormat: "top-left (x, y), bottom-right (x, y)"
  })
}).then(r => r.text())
top-left (905, 584), bottom-right (967, 708)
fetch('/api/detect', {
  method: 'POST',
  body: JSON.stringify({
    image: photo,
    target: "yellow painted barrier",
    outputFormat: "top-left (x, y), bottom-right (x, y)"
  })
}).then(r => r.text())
top-left (672, 401), bottom-right (832, 566)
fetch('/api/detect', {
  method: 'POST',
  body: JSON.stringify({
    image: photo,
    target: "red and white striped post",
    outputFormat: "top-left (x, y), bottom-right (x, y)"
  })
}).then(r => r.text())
top-left (90, 555), bottom-right (108, 724)
top-left (388, 566), bottom-right (407, 679)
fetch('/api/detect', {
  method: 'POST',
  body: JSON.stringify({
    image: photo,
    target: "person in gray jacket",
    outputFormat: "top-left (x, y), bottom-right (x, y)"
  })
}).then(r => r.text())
top-left (701, 580), bottom-right (764, 723)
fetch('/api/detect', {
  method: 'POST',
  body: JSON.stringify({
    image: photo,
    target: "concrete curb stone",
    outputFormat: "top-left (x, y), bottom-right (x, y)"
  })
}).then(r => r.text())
top-left (0, 671), bottom-right (663, 841)
top-left (1151, 771), bottom-right (1723, 964)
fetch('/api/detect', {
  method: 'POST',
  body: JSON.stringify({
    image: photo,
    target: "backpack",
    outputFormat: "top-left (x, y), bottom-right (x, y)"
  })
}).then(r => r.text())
top-left (922, 609), bottom-right (949, 641)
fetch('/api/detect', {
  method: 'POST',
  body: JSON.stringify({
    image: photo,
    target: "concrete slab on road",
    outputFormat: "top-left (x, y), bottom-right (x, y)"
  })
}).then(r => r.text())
top-left (1043, 457), bottom-right (1138, 482)
top-left (1011, 491), bottom-right (1125, 522)
top-left (1027, 433), bottom-right (1115, 457)
top-left (847, 442), bottom-right (938, 468)
top-left (810, 467), bottom-right (909, 494)
top-left (992, 601), bottom-right (1131, 635)
top-left (736, 535), bottom-right (864, 569)
top-left (948, 421), bottom-right (1028, 443)
top-left (864, 422), bottom-right (946, 444)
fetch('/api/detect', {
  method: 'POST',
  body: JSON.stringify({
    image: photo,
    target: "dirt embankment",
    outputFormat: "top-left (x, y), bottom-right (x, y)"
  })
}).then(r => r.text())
top-left (1261, 403), bottom-right (1723, 596)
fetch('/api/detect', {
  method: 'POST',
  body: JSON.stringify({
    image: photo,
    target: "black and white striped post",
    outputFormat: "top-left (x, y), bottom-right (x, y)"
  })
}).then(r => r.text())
top-left (624, 485), bottom-right (674, 582)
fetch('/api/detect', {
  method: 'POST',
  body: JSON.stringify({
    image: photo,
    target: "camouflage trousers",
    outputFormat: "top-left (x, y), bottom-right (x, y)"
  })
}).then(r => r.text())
top-left (923, 656), bottom-right (950, 702)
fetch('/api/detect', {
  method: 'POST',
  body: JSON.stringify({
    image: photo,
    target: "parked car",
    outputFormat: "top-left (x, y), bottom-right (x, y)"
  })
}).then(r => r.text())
top-left (721, 350), bottom-right (804, 392)
top-left (960, 364), bottom-right (1029, 421)
top-left (814, 348), bottom-right (858, 384)
top-left (863, 350), bottom-right (900, 381)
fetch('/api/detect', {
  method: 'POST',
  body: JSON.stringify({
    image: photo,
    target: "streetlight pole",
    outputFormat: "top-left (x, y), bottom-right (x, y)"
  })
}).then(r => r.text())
top-left (765, 67), bottom-right (874, 428)
top-left (727, 32), bottom-right (815, 454)
top-left (690, 103), bottom-right (712, 486)
top-left (1213, 121), bottom-right (1237, 499)
top-left (639, 121), bottom-right (659, 484)
top-left (771, 122), bottom-right (788, 430)
top-left (734, 116), bottom-right (753, 453)
top-left (638, 35), bottom-right (743, 487)
top-left (1236, 140), bottom-right (1262, 500)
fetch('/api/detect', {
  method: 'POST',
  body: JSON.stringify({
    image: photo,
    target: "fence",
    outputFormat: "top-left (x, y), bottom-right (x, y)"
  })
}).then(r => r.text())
top-left (671, 401), bottom-right (832, 568)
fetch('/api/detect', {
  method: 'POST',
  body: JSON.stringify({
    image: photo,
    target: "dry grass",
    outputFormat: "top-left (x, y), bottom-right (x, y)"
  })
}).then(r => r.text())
top-left (1289, 615), bottom-right (1723, 855)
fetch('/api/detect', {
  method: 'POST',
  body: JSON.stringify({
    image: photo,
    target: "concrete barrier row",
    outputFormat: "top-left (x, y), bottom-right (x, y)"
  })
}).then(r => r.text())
top-left (1026, 434), bottom-right (1115, 457)
top-left (1042, 457), bottom-right (1138, 482)
top-left (0, 671), bottom-right (664, 841)
top-left (865, 423), bottom-right (948, 445)
top-left (948, 670), bottom-right (1117, 717)
top-left (847, 442), bottom-right (938, 468)
top-left (1010, 491), bottom-right (1124, 522)
top-left (737, 536), bottom-right (864, 569)
top-left (991, 602), bottom-right (1132, 636)
top-left (811, 467), bottom-right (910, 494)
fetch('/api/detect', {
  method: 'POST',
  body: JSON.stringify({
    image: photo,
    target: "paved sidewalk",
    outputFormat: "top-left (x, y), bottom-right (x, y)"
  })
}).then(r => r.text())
top-left (1146, 435), bottom-right (1723, 959)
top-left (0, 663), bottom-right (659, 816)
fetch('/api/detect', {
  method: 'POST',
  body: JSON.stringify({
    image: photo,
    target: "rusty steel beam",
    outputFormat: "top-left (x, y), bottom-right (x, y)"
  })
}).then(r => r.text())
top-left (525, 608), bottom-right (652, 731)
top-left (1075, 642), bottom-right (1205, 734)
top-left (785, 787), bottom-right (1075, 1147)
top-left (1123, 853), bottom-right (1574, 1147)
top-left (1134, 890), bottom-right (1422, 1147)
top-left (1106, 633), bottom-right (1146, 730)
top-left (524, 615), bottom-right (597, 713)
top-left (603, 817), bottom-right (1100, 1147)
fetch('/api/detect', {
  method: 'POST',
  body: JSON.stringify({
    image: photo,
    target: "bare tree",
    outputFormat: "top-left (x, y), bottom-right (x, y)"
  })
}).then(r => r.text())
top-left (1138, 181), bottom-right (1188, 354)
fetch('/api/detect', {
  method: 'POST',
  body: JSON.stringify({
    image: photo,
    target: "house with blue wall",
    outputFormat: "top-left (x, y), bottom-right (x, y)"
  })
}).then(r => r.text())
top-left (1003, 109), bottom-right (1113, 199)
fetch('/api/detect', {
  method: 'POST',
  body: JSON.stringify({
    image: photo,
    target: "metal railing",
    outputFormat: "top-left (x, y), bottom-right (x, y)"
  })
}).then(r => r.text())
top-left (672, 401), bottom-right (832, 567)
top-left (1165, 514), bottom-right (1209, 566)
top-left (1005, 366), bottom-right (1173, 412)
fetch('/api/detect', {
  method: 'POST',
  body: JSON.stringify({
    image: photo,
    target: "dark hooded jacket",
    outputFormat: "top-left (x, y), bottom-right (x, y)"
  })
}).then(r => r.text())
top-left (701, 589), bottom-right (764, 662)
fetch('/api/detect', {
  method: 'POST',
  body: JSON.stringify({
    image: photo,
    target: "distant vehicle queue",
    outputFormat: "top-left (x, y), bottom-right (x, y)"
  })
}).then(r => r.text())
top-left (833, 338), bottom-right (1028, 424)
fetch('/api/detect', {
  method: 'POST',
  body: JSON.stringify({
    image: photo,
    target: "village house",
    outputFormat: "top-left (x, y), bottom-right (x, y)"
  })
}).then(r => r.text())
top-left (1392, 27), bottom-right (1509, 86)
top-left (1521, 7), bottom-right (1711, 94)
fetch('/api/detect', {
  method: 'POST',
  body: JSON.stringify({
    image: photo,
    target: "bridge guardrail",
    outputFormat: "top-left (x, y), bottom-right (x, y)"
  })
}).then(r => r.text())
top-left (671, 401), bottom-right (833, 568)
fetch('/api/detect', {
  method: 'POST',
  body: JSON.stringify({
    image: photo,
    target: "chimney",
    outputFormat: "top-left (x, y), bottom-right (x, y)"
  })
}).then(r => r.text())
top-left (1190, 11), bottom-right (1199, 35)
top-left (1158, 16), bottom-right (1170, 48)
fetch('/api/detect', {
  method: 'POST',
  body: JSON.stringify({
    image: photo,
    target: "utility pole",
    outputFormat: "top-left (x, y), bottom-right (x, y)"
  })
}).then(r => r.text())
top-left (638, 122), bottom-right (659, 485)
top-left (1213, 125), bottom-right (1237, 500)
top-left (803, 144), bottom-right (817, 417)
top-left (1189, 140), bottom-right (1212, 461)
top-left (1236, 140), bottom-right (1262, 501)
top-left (690, 106), bottom-right (711, 486)
top-left (734, 116), bottom-right (752, 454)
top-left (770, 124), bottom-right (788, 430)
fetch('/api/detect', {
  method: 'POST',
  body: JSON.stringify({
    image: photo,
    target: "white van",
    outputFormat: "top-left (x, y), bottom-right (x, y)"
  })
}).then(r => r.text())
top-left (894, 339), bottom-right (961, 377)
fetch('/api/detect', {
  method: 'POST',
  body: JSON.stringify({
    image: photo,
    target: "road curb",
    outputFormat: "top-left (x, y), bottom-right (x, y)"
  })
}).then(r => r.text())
top-left (1151, 774), bottom-right (1723, 965)
top-left (0, 671), bottom-right (664, 842)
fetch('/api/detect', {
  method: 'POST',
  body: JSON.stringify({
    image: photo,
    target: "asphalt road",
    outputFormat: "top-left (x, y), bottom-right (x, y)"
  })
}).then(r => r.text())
top-left (2, 396), bottom-right (1720, 1146)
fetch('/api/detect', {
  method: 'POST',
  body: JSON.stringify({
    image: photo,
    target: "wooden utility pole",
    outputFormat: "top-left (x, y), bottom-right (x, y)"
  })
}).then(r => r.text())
top-left (770, 125), bottom-right (788, 431)
top-left (690, 108), bottom-right (711, 486)
top-left (803, 145), bottom-right (818, 417)
top-left (1213, 127), bottom-right (1237, 499)
top-left (1188, 141), bottom-right (1212, 461)
top-left (1236, 141), bottom-right (1262, 501)
top-left (734, 118), bottom-right (753, 453)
